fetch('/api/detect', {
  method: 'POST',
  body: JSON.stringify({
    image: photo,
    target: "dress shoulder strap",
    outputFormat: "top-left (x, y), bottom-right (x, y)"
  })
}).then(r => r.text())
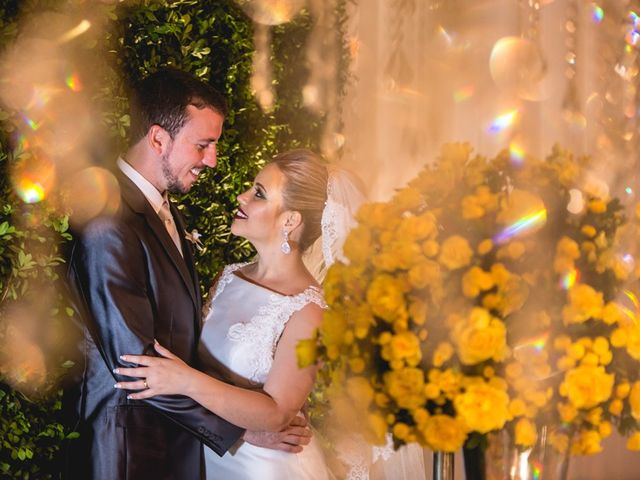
top-left (202, 262), bottom-right (250, 320)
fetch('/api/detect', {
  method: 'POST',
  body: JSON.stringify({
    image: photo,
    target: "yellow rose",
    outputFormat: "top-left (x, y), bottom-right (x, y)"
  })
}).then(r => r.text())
top-left (386, 240), bottom-right (423, 270)
top-left (393, 423), bottom-right (412, 441)
top-left (461, 267), bottom-right (495, 298)
top-left (627, 432), bottom-right (640, 451)
top-left (609, 398), bottom-right (623, 416)
top-left (629, 381), bottom-right (640, 420)
top-left (439, 142), bottom-right (473, 170)
top-left (586, 407), bottom-right (603, 425)
top-left (349, 357), bottom-right (365, 373)
top-left (509, 398), bottom-right (527, 417)
top-left (587, 199), bottom-right (607, 214)
top-left (592, 336), bottom-right (609, 356)
top-left (557, 402), bottom-right (577, 422)
top-left (438, 235), bottom-right (473, 270)
top-left (422, 240), bottom-right (439, 257)
top-left (561, 365), bottom-right (614, 409)
top-left (357, 202), bottom-right (398, 230)
top-left (454, 382), bottom-right (511, 433)
top-left (366, 274), bottom-right (407, 322)
top-left (581, 225), bottom-right (597, 238)
top-left (422, 414), bottom-right (468, 452)
top-left (408, 260), bottom-right (441, 289)
top-left (381, 331), bottom-right (422, 368)
top-left (571, 429), bottom-right (602, 455)
top-left (397, 213), bottom-right (437, 241)
top-left (562, 284), bottom-right (604, 324)
top-left (515, 418), bottom-right (537, 447)
top-left (453, 308), bottom-right (507, 365)
top-left (392, 187), bottom-right (423, 213)
top-left (320, 309), bottom-right (347, 358)
top-left (477, 239), bottom-right (493, 255)
top-left (462, 195), bottom-right (485, 219)
top-left (433, 342), bottom-right (454, 368)
top-left (342, 225), bottom-right (373, 266)
top-left (599, 421), bottom-right (612, 438)
top-left (490, 263), bottom-right (511, 287)
top-left (554, 237), bottom-right (581, 273)
top-left (611, 327), bottom-right (627, 348)
top-left (349, 304), bottom-right (375, 339)
top-left (367, 413), bottom-right (388, 445)
top-left (384, 367), bottom-right (426, 410)
top-left (296, 338), bottom-right (318, 368)
top-left (616, 381), bottom-right (631, 398)
top-left (346, 376), bottom-right (375, 410)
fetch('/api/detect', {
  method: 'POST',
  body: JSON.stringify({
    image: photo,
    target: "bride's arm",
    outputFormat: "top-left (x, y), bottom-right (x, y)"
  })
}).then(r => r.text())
top-left (115, 303), bottom-right (322, 432)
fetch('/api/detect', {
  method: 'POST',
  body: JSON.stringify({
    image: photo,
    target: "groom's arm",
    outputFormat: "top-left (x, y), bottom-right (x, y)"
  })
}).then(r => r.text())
top-left (244, 415), bottom-right (313, 452)
top-left (68, 218), bottom-right (244, 455)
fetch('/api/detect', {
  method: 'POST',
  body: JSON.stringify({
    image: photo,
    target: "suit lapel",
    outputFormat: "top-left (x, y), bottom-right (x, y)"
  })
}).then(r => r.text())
top-left (172, 204), bottom-right (203, 326)
top-left (117, 171), bottom-right (199, 311)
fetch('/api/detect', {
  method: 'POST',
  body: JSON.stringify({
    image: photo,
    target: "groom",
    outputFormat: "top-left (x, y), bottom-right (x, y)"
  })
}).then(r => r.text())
top-left (63, 68), bottom-right (310, 479)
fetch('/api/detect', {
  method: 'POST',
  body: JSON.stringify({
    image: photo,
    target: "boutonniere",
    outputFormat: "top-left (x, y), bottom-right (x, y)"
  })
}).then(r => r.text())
top-left (185, 229), bottom-right (204, 252)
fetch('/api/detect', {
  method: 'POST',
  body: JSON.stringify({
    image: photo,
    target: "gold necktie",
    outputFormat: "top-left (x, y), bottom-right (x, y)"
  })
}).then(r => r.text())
top-left (159, 200), bottom-right (183, 257)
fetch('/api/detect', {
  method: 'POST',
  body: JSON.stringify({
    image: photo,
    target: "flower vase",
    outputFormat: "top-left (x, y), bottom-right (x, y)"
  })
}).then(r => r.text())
top-left (465, 427), bottom-right (570, 480)
top-left (433, 451), bottom-right (454, 480)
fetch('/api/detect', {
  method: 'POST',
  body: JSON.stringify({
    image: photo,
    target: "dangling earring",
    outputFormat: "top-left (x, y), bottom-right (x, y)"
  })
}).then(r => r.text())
top-left (281, 229), bottom-right (291, 255)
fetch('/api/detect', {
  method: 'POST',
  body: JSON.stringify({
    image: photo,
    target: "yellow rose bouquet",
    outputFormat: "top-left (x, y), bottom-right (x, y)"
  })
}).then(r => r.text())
top-left (300, 143), bottom-right (640, 459)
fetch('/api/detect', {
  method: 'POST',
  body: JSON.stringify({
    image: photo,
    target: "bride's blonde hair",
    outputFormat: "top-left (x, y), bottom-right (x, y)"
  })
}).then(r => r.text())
top-left (270, 149), bottom-right (328, 252)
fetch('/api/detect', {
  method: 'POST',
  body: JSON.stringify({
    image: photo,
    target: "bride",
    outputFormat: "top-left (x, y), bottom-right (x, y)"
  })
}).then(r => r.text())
top-left (114, 149), bottom-right (351, 479)
top-left (114, 148), bottom-right (425, 479)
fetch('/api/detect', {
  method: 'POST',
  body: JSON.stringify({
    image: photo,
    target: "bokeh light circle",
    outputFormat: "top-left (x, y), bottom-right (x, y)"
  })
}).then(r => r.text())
top-left (235, 0), bottom-right (305, 25)
top-left (11, 154), bottom-right (57, 204)
top-left (62, 167), bottom-right (120, 227)
top-left (490, 36), bottom-right (548, 101)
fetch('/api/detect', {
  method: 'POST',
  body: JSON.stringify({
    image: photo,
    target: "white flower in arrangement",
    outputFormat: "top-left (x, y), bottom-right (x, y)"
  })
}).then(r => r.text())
top-left (185, 229), bottom-right (204, 252)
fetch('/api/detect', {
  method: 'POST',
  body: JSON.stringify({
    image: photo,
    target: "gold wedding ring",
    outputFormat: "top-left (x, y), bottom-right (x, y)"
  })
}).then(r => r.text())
top-left (143, 379), bottom-right (149, 389)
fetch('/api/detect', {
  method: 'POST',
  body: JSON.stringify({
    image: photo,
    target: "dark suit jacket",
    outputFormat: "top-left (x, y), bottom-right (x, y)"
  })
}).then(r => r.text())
top-left (63, 169), bottom-right (243, 480)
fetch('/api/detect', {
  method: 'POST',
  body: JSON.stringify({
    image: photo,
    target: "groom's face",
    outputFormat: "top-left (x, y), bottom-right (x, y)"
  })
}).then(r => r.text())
top-left (161, 105), bottom-right (223, 194)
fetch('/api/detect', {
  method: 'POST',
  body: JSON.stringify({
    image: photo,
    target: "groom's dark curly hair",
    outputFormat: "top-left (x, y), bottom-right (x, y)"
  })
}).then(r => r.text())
top-left (127, 66), bottom-right (228, 146)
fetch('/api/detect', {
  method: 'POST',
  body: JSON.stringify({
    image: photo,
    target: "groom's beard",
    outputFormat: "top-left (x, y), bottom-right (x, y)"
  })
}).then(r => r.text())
top-left (161, 150), bottom-right (188, 195)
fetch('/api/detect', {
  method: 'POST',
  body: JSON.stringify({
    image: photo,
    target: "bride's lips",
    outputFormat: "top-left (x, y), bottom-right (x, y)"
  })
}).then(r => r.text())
top-left (234, 207), bottom-right (248, 220)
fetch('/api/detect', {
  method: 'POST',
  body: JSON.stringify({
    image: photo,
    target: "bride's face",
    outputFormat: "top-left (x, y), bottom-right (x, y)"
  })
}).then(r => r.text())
top-left (231, 164), bottom-right (288, 246)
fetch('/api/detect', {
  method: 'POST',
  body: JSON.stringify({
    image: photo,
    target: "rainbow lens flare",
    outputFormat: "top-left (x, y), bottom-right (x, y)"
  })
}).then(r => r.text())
top-left (20, 113), bottom-right (40, 131)
top-left (560, 268), bottom-right (580, 290)
top-left (15, 177), bottom-right (46, 203)
top-left (494, 208), bottom-right (547, 244)
top-left (489, 109), bottom-right (518, 133)
top-left (509, 141), bottom-right (526, 165)
top-left (516, 331), bottom-right (549, 353)
top-left (453, 84), bottom-right (475, 103)
top-left (438, 25), bottom-right (453, 46)
top-left (65, 72), bottom-right (82, 92)
top-left (532, 461), bottom-right (542, 480)
top-left (592, 4), bottom-right (604, 23)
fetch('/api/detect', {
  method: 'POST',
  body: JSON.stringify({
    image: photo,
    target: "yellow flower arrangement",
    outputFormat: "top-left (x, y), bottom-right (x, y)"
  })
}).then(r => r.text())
top-left (302, 143), bottom-right (640, 459)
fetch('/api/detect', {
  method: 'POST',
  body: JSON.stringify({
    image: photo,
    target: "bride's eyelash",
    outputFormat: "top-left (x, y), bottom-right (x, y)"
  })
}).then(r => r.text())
top-left (254, 187), bottom-right (265, 199)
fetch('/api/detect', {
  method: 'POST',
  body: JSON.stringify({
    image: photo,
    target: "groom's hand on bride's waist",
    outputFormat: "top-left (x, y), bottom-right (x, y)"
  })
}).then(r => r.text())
top-left (243, 415), bottom-right (312, 453)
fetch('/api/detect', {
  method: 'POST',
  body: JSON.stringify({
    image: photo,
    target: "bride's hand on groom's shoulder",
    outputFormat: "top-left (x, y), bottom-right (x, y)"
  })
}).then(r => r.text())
top-left (243, 415), bottom-right (312, 453)
top-left (114, 341), bottom-right (193, 399)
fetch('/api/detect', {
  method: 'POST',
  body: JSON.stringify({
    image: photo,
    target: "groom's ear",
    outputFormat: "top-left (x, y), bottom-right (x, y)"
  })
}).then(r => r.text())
top-left (147, 124), bottom-right (171, 155)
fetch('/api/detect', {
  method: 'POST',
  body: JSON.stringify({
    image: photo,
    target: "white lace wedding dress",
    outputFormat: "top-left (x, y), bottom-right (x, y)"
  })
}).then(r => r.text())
top-left (199, 262), bottom-right (331, 480)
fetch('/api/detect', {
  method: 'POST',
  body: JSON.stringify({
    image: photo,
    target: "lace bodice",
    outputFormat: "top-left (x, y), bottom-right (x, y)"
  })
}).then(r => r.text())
top-left (199, 263), bottom-right (326, 386)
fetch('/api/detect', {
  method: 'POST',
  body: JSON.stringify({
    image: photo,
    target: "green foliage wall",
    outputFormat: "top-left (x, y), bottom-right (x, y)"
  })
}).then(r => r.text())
top-left (0, 0), bottom-right (349, 477)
